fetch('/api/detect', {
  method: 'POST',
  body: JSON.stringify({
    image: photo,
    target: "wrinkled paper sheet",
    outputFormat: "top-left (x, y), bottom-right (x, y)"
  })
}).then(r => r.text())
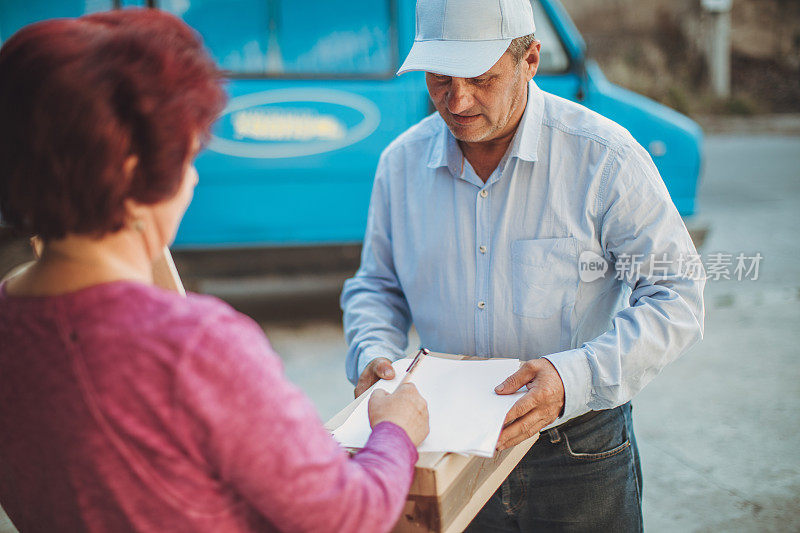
top-left (332, 356), bottom-right (525, 457)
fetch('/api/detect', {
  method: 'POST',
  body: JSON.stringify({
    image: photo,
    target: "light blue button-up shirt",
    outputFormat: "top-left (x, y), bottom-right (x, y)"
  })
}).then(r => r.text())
top-left (341, 80), bottom-right (705, 424)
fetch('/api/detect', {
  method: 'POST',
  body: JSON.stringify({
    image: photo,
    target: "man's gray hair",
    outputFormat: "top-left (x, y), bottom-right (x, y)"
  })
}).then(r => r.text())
top-left (507, 33), bottom-right (537, 62)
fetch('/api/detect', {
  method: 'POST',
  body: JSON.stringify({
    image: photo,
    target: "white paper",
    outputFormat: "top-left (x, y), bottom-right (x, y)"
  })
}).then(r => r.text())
top-left (332, 356), bottom-right (525, 457)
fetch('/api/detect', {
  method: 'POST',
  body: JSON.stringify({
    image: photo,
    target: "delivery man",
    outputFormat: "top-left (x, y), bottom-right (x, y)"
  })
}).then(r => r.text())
top-left (341, 0), bottom-right (705, 529)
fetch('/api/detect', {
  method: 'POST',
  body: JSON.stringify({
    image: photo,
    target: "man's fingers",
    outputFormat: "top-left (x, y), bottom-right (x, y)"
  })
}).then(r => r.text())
top-left (355, 359), bottom-right (395, 398)
top-left (355, 376), bottom-right (375, 398)
top-left (354, 382), bottom-right (367, 398)
top-left (495, 362), bottom-right (536, 394)
top-left (503, 390), bottom-right (539, 426)
top-left (376, 361), bottom-right (395, 380)
top-left (496, 411), bottom-right (547, 451)
top-left (497, 430), bottom-right (538, 452)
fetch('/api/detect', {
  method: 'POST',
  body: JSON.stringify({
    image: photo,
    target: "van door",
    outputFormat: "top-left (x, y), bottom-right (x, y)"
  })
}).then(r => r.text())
top-left (527, 0), bottom-right (582, 102)
top-left (157, 0), bottom-right (429, 248)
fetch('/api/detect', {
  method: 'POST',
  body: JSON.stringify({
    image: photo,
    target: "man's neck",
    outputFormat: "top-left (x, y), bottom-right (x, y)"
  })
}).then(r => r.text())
top-left (458, 88), bottom-right (528, 183)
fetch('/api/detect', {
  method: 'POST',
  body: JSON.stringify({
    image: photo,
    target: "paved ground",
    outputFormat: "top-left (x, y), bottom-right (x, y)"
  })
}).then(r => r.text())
top-left (633, 135), bottom-right (800, 531)
top-left (258, 134), bottom-right (800, 532)
top-left (2, 133), bottom-right (798, 531)
top-left (219, 134), bottom-right (800, 532)
top-left (265, 134), bottom-right (800, 532)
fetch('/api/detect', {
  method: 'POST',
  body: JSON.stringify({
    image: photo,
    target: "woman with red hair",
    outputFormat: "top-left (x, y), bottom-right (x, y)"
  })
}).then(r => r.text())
top-left (0, 9), bottom-right (428, 532)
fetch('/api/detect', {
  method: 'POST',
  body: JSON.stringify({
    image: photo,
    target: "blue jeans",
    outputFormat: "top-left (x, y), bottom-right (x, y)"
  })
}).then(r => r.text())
top-left (465, 402), bottom-right (643, 532)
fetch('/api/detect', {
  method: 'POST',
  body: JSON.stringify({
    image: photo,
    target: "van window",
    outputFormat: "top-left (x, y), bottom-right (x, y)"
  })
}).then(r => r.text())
top-left (157, 0), bottom-right (396, 78)
top-left (531, 1), bottom-right (570, 74)
top-left (0, 0), bottom-right (114, 43)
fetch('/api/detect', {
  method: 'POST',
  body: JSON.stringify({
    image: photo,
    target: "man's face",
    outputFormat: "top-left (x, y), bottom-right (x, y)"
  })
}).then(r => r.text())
top-left (425, 44), bottom-right (540, 144)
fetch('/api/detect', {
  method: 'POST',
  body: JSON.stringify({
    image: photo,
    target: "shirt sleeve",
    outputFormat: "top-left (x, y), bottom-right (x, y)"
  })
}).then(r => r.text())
top-left (172, 311), bottom-right (418, 533)
top-left (341, 153), bottom-right (413, 384)
top-left (543, 141), bottom-right (706, 422)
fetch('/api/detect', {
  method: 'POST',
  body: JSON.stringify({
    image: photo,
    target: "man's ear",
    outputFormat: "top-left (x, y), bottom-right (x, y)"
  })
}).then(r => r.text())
top-left (524, 39), bottom-right (541, 80)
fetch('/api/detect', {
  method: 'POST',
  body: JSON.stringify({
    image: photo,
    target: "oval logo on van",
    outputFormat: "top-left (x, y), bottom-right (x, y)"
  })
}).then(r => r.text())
top-left (208, 89), bottom-right (381, 159)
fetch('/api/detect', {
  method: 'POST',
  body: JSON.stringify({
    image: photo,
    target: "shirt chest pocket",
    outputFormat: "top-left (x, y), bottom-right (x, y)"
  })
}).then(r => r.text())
top-left (511, 237), bottom-right (579, 318)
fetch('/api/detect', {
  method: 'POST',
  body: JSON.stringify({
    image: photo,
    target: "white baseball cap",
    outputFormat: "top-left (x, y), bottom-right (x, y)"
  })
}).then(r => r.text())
top-left (397, 0), bottom-right (536, 78)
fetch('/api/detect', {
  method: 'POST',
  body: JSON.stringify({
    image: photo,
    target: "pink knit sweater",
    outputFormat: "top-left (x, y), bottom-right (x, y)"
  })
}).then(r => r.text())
top-left (0, 280), bottom-right (417, 532)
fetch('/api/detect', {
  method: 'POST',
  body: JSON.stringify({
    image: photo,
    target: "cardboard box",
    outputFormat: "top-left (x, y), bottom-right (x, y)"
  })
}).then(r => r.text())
top-left (325, 354), bottom-right (538, 533)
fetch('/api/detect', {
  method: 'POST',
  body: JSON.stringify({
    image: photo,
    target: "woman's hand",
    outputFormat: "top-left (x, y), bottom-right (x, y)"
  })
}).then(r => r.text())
top-left (367, 383), bottom-right (429, 447)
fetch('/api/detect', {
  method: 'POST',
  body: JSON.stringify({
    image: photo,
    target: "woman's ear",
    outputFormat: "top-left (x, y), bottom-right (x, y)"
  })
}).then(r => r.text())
top-left (121, 155), bottom-right (147, 231)
top-left (123, 155), bottom-right (139, 180)
top-left (30, 236), bottom-right (44, 259)
top-left (121, 155), bottom-right (143, 225)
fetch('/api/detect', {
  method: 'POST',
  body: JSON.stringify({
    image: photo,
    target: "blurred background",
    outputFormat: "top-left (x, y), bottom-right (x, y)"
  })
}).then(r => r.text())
top-left (1, 0), bottom-right (799, 531)
top-left (565, 0), bottom-right (800, 116)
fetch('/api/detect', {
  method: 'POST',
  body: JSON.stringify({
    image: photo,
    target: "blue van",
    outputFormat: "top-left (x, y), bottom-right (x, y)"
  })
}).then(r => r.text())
top-left (0, 0), bottom-right (703, 251)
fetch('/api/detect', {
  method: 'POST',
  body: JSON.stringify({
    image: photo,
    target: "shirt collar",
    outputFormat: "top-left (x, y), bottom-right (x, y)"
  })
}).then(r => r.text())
top-left (507, 79), bottom-right (544, 163)
top-left (426, 117), bottom-right (461, 175)
top-left (426, 79), bottom-right (544, 174)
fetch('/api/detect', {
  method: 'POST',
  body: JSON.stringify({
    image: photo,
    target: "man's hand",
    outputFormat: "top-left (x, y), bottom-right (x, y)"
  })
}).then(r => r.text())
top-left (495, 358), bottom-right (565, 451)
top-left (354, 357), bottom-right (395, 398)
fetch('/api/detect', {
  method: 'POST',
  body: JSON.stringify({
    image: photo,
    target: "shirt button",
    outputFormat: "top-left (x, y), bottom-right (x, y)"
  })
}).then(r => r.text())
top-left (479, 190), bottom-right (488, 198)
top-left (479, 245), bottom-right (487, 254)
top-left (478, 301), bottom-right (486, 309)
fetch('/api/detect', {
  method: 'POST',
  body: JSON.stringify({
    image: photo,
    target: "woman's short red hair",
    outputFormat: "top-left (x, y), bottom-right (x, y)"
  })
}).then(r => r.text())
top-left (0, 9), bottom-right (226, 240)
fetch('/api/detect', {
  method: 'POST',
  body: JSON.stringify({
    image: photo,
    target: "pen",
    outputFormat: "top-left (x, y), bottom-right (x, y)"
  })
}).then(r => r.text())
top-left (398, 348), bottom-right (429, 386)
